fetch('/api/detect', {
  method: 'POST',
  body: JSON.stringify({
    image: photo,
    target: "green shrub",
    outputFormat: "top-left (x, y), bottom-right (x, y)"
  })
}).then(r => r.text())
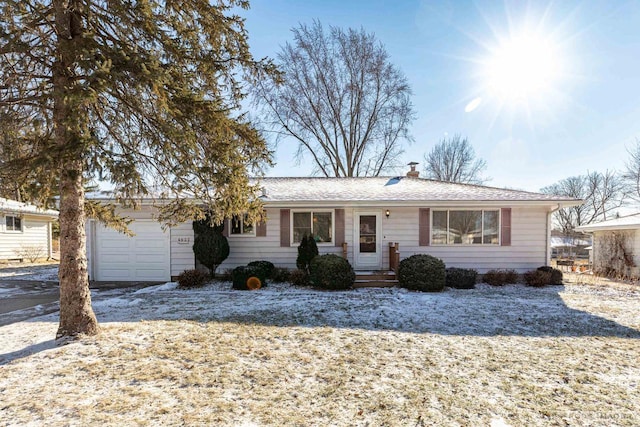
top-left (270, 267), bottom-right (291, 283)
top-left (524, 270), bottom-right (552, 287)
top-left (309, 254), bottom-right (355, 290)
top-left (248, 260), bottom-right (275, 279)
top-left (537, 266), bottom-right (563, 285)
top-left (289, 269), bottom-right (310, 287)
top-left (446, 267), bottom-right (477, 289)
top-left (296, 234), bottom-right (319, 273)
top-left (504, 269), bottom-right (520, 284)
top-left (232, 265), bottom-right (267, 290)
top-left (177, 269), bottom-right (209, 289)
top-left (483, 269), bottom-right (519, 286)
top-left (398, 254), bottom-right (446, 292)
top-left (192, 217), bottom-right (224, 235)
top-left (192, 227), bottom-right (229, 278)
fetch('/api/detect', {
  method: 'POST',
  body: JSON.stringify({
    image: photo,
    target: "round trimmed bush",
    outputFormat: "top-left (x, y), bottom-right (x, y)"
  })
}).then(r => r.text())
top-left (482, 269), bottom-right (519, 286)
top-left (309, 254), bottom-right (355, 290)
top-left (289, 269), bottom-right (310, 287)
top-left (271, 267), bottom-right (291, 283)
top-left (537, 266), bottom-right (563, 285)
top-left (524, 269), bottom-right (552, 287)
top-left (232, 265), bottom-right (267, 290)
top-left (248, 260), bottom-right (275, 279)
top-left (177, 269), bottom-right (209, 289)
top-left (446, 267), bottom-right (477, 289)
top-left (398, 254), bottom-right (446, 292)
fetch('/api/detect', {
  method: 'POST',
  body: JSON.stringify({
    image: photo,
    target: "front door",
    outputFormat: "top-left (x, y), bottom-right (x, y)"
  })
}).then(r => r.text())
top-left (354, 211), bottom-right (382, 269)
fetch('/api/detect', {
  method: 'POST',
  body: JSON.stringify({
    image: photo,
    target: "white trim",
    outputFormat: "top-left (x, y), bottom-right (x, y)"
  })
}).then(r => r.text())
top-left (290, 209), bottom-right (335, 246)
top-left (228, 215), bottom-right (256, 238)
top-left (353, 210), bottom-right (383, 269)
top-left (3, 215), bottom-right (24, 233)
top-left (430, 208), bottom-right (500, 246)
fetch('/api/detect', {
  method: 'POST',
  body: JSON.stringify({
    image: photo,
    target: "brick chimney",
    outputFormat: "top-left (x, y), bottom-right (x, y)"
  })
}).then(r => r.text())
top-left (406, 162), bottom-right (419, 178)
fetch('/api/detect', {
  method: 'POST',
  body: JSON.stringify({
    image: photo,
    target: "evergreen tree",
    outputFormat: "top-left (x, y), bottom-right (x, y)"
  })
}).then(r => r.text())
top-left (296, 234), bottom-right (319, 273)
top-left (0, 0), bottom-right (276, 338)
top-left (192, 222), bottom-right (230, 278)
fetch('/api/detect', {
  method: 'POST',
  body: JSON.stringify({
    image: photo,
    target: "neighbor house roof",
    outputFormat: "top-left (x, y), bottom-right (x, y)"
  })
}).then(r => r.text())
top-left (0, 197), bottom-right (59, 219)
top-left (257, 177), bottom-right (581, 207)
top-left (576, 213), bottom-right (640, 232)
top-left (550, 236), bottom-right (591, 248)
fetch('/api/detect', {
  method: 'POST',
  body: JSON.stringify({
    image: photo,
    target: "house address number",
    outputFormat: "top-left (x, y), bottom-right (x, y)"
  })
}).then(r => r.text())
top-left (177, 237), bottom-right (191, 244)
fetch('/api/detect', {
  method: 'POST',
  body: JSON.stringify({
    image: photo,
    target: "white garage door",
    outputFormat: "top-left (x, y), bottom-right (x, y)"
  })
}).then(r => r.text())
top-left (95, 220), bottom-right (170, 281)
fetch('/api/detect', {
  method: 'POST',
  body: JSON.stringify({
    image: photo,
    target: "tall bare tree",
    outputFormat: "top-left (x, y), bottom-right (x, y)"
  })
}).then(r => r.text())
top-left (0, 0), bottom-right (275, 338)
top-left (541, 170), bottom-right (626, 235)
top-left (423, 135), bottom-right (488, 184)
top-left (254, 21), bottom-right (414, 177)
top-left (623, 138), bottom-right (640, 202)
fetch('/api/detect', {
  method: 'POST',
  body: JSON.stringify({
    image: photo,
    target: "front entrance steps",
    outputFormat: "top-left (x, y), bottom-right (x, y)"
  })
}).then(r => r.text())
top-left (354, 270), bottom-right (398, 288)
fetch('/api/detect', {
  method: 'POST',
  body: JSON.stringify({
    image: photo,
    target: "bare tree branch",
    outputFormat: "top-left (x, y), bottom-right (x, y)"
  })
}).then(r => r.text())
top-left (253, 21), bottom-right (414, 177)
top-left (423, 135), bottom-right (488, 184)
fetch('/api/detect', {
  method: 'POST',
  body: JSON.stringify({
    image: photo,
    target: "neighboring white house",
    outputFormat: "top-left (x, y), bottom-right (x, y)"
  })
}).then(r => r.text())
top-left (0, 197), bottom-right (58, 262)
top-left (85, 171), bottom-right (581, 282)
top-left (577, 213), bottom-right (640, 278)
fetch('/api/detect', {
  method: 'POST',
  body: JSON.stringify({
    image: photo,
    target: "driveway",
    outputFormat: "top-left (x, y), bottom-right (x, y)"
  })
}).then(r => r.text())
top-left (0, 264), bottom-right (60, 326)
top-left (0, 264), bottom-right (159, 326)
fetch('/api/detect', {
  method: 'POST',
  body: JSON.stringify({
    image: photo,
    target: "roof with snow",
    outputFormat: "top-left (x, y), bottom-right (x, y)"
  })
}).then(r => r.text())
top-left (550, 236), bottom-right (591, 248)
top-left (257, 177), bottom-right (581, 205)
top-left (0, 197), bottom-right (58, 218)
top-left (576, 213), bottom-right (640, 232)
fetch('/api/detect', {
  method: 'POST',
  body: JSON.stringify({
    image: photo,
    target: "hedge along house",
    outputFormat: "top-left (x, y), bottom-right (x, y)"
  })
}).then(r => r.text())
top-left (85, 168), bottom-right (581, 282)
top-left (0, 197), bottom-right (58, 262)
top-left (576, 213), bottom-right (640, 279)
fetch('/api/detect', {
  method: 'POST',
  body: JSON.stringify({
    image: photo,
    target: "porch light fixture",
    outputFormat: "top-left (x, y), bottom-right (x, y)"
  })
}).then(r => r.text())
top-left (385, 209), bottom-right (390, 218)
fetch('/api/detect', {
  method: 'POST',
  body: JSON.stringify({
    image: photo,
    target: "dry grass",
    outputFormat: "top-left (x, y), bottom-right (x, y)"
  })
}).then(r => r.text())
top-left (1, 281), bottom-right (639, 426)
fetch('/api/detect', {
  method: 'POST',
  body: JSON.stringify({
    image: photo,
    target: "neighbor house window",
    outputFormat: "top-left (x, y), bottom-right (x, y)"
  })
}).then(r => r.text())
top-left (432, 210), bottom-right (499, 245)
top-left (230, 214), bottom-right (254, 236)
top-left (292, 211), bottom-right (333, 244)
top-left (5, 215), bottom-right (22, 232)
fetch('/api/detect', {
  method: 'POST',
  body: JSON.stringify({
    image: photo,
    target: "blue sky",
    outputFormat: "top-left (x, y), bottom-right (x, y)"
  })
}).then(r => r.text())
top-left (241, 0), bottom-right (640, 192)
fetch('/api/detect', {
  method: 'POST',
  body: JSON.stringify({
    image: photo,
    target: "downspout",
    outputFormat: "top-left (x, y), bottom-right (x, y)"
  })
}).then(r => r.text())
top-left (546, 204), bottom-right (562, 266)
top-left (48, 221), bottom-right (53, 260)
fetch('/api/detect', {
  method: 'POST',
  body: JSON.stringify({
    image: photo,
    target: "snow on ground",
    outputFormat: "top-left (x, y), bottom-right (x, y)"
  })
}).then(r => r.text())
top-left (0, 264), bottom-right (59, 281)
top-left (1, 280), bottom-right (639, 426)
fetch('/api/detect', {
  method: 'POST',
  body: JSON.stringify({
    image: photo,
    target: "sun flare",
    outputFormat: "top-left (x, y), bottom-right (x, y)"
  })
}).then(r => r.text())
top-left (483, 32), bottom-right (561, 103)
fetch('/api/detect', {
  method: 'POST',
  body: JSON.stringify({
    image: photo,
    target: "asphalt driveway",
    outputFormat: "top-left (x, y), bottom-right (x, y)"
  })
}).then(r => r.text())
top-left (0, 263), bottom-right (159, 326)
top-left (0, 264), bottom-right (60, 326)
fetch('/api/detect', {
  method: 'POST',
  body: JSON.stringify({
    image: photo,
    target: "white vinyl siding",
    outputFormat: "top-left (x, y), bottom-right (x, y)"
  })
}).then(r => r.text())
top-left (0, 215), bottom-right (51, 260)
top-left (86, 204), bottom-right (551, 280)
top-left (218, 208), bottom-right (344, 271)
top-left (380, 206), bottom-right (548, 273)
top-left (170, 222), bottom-right (196, 277)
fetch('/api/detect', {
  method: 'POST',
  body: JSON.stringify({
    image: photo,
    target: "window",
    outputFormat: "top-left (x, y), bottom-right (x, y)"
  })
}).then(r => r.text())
top-left (5, 215), bottom-right (22, 232)
top-left (292, 211), bottom-right (333, 244)
top-left (431, 210), bottom-right (499, 245)
top-left (230, 214), bottom-right (254, 236)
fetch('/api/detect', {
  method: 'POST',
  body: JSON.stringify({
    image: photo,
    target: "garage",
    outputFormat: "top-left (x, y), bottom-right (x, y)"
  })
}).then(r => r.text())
top-left (89, 220), bottom-right (171, 282)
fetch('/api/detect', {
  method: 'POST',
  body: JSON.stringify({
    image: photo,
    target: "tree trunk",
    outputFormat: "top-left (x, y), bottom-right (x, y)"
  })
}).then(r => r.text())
top-left (56, 160), bottom-right (99, 338)
top-left (54, 0), bottom-right (99, 338)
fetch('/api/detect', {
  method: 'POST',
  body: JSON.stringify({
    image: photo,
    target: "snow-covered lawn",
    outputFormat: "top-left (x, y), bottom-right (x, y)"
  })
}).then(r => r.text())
top-left (0, 263), bottom-right (59, 282)
top-left (1, 280), bottom-right (638, 426)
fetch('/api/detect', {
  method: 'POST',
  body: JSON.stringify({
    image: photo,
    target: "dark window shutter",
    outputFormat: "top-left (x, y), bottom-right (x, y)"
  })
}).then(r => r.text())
top-left (501, 208), bottom-right (511, 246)
top-left (280, 209), bottom-right (290, 247)
top-left (222, 219), bottom-right (229, 237)
top-left (334, 209), bottom-right (345, 247)
top-left (419, 208), bottom-right (430, 246)
top-left (256, 210), bottom-right (267, 237)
